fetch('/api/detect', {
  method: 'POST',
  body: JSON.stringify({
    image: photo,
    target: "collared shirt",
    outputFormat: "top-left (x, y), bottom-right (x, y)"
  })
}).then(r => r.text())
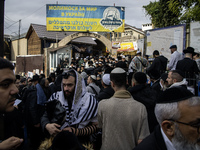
top-left (168, 51), bottom-right (182, 70)
top-left (161, 128), bottom-right (176, 150)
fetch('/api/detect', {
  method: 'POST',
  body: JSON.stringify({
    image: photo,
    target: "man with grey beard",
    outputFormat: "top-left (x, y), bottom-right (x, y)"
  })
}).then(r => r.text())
top-left (134, 86), bottom-right (200, 150)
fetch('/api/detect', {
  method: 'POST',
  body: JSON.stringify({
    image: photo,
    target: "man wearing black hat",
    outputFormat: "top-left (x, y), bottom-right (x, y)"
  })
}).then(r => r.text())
top-left (176, 47), bottom-right (199, 94)
top-left (134, 86), bottom-right (200, 150)
top-left (167, 45), bottom-right (183, 70)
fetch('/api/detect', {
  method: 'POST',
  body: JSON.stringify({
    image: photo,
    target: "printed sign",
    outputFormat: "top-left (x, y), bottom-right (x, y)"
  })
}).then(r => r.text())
top-left (46, 4), bottom-right (125, 32)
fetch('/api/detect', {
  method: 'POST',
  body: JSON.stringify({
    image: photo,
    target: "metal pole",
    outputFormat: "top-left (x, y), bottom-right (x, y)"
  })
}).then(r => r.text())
top-left (0, 0), bottom-right (5, 58)
top-left (18, 19), bottom-right (21, 55)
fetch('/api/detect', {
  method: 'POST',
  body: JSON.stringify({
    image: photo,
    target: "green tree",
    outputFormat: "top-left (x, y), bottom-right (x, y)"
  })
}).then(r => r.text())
top-left (168, 0), bottom-right (200, 24)
top-left (143, 0), bottom-right (200, 28)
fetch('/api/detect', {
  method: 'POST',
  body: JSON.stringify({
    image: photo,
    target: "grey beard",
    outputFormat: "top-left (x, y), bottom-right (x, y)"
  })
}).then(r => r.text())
top-left (172, 123), bottom-right (200, 150)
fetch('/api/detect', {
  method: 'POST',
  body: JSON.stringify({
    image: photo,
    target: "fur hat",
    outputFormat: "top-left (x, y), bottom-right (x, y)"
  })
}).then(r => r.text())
top-left (157, 86), bottom-right (194, 104)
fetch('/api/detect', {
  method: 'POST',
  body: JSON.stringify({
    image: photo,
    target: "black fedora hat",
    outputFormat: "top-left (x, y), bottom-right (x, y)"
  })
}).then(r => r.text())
top-left (183, 47), bottom-right (194, 54)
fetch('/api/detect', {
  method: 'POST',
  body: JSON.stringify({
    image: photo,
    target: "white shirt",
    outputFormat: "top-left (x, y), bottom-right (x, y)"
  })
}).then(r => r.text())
top-left (161, 128), bottom-right (176, 150)
top-left (168, 51), bottom-right (182, 70)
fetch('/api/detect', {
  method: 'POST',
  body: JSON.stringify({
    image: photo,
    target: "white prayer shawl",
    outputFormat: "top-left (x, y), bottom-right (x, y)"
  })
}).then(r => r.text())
top-left (48, 70), bottom-right (98, 129)
top-left (169, 78), bottom-right (195, 94)
top-left (169, 78), bottom-right (188, 88)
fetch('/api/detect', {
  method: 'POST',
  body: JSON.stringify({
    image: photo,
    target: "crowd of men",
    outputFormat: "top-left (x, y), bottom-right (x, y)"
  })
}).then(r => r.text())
top-left (0, 44), bottom-right (200, 150)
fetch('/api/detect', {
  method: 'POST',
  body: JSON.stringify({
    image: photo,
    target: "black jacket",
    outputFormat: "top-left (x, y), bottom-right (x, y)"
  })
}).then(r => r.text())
top-left (128, 84), bottom-right (158, 133)
top-left (176, 57), bottom-right (199, 86)
top-left (133, 125), bottom-right (167, 150)
top-left (97, 86), bottom-right (114, 102)
top-left (41, 99), bottom-right (66, 134)
top-left (24, 85), bottom-right (45, 126)
top-left (151, 80), bottom-right (162, 94)
top-left (147, 55), bottom-right (168, 78)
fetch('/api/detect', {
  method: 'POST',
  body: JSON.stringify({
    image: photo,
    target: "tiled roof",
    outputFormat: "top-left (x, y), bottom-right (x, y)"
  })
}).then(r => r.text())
top-left (125, 23), bottom-right (144, 34)
top-left (30, 24), bottom-right (97, 45)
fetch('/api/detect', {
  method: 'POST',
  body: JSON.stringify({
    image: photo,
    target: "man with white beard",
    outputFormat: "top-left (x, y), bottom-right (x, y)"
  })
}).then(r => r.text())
top-left (134, 86), bottom-right (200, 150)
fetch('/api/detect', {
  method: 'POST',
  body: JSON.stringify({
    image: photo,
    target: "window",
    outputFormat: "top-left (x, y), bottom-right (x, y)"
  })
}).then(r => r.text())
top-left (51, 53), bottom-right (53, 68)
top-left (119, 33), bottom-right (121, 38)
top-left (115, 33), bottom-right (118, 38)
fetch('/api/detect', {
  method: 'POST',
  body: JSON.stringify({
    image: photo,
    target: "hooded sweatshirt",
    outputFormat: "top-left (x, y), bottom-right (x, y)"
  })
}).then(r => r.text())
top-left (147, 55), bottom-right (168, 77)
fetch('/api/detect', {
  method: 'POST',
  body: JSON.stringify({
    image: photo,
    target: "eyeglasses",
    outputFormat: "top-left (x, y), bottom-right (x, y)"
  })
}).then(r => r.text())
top-left (167, 119), bottom-right (200, 134)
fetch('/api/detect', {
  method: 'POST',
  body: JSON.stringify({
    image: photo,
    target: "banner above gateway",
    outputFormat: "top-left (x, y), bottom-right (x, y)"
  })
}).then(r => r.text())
top-left (46, 4), bottom-right (125, 32)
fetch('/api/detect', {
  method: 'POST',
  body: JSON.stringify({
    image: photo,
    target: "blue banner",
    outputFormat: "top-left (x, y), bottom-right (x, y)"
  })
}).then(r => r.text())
top-left (46, 4), bottom-right (125, 32)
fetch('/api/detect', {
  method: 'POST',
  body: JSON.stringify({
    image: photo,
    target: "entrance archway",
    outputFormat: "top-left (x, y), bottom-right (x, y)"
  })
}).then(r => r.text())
top-left (58, 32), bottom-right (112, 53)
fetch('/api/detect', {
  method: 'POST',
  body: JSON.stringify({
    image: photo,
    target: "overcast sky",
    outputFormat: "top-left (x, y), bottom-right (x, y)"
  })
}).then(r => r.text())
top-left (4, 0), bottom-right (153, 36)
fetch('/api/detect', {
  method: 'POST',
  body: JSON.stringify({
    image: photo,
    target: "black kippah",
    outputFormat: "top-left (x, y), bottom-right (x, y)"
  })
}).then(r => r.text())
top-left (134, 72), bottom-right (147, 84)
top-left (157, 86), bottom-right (194, 104)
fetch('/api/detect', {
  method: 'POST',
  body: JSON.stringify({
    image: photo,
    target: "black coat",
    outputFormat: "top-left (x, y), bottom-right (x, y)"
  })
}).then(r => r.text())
top-left (133, 125), bottom-right (167, 150)
top-left (97, 86), bottom-right (114, 102)
top-left (147, 56), bottom-right (168, 78)
top-left (4, 108), bottom-right (24, 139)
top-left (176, 57), bottom-right (199, 86)
top-left (24, 85), bottom-right (45, 127)
top-left (128, 84), bottom-right (158, 133)
top-left (151, 80), bottom-right (161, 94)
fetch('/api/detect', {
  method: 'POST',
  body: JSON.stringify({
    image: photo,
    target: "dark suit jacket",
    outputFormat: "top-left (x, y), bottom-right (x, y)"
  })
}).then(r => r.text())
top-left (176, 58), bottom-right (199, 86)
top-left (133, 125), bottom-right (167, 150)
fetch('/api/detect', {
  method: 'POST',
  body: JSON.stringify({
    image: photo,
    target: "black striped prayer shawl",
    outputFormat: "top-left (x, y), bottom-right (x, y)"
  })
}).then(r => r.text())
top-left (48, 69), bottom-right (98, 129)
